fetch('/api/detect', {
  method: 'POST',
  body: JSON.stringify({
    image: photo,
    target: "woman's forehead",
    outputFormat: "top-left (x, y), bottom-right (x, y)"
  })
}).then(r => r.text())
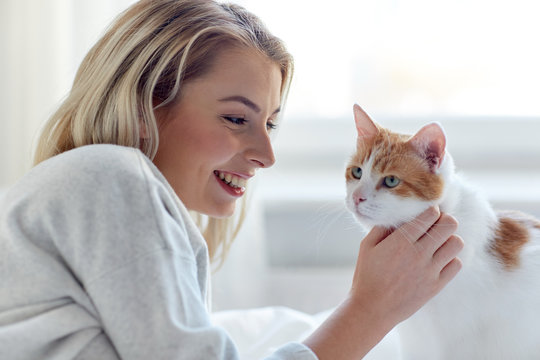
top-left (189, 47), bottom-right (283, 108)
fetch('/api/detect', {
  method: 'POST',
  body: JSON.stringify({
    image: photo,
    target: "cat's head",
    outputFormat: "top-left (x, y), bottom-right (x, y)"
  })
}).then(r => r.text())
top-left (345, 104), bottom-right (454, 229)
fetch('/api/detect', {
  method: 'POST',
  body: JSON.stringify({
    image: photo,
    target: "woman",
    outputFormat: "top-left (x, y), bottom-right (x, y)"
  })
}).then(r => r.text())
top-left (0, 0), bottom-right (463, 359)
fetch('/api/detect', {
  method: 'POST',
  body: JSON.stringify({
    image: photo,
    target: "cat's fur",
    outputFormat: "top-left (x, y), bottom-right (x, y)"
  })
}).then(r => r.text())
top-left (345, 104), bottom-right (540, 359)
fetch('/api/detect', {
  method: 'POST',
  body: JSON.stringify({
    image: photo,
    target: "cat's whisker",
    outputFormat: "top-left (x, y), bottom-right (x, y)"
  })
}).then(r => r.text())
top-left (312, 202), bottom-right (347, 248)
top-left (342, 212), bottom-right (363, 232)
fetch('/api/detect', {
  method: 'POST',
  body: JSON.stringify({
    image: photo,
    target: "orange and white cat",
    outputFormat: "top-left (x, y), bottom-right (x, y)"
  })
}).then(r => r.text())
top-left (345, 104), bottom-right (540, 359)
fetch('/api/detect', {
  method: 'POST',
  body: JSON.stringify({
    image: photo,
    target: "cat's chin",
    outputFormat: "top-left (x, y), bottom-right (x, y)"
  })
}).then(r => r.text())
top-left (353, 213), bottom-right (406, 231)
top-left (351, 211), bottom-right (376, 229)
top-left (350, 200), bottom-right (436, 231)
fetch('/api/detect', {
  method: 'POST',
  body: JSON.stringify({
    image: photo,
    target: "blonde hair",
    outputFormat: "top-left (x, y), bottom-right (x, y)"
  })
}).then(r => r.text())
top-left (34, 0), bottom-right (294, 266)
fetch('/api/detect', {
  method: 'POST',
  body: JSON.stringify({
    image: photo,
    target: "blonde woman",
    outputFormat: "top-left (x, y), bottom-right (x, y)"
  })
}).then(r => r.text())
top-left (0, 0), bottom-right (463, 359)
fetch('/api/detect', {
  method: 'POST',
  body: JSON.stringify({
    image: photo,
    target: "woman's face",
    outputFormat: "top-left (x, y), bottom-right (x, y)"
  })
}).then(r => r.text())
top-left (153, 47), bottom-right (282, 217)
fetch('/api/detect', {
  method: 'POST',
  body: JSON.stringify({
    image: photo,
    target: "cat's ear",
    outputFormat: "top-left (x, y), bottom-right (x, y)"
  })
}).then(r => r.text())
top-left (408, 122), bottom-right (446, 173)
top-left (353, 104), bottom-right (379, 139)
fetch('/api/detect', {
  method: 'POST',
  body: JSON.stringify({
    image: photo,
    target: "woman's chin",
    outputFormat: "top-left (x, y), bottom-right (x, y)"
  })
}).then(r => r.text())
top-left (205, 202), bottom-right (237, 219)
top-left (185, 199), bottom-right (236, 218)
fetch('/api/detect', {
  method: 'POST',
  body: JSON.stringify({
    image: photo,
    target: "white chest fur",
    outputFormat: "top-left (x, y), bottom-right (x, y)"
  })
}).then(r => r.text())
top-left (398, 175), bottom-right (540, 360)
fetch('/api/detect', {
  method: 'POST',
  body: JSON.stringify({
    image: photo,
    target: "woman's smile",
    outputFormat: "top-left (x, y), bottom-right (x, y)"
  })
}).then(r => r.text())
top-left (213, 170), bottom-right (249, 197)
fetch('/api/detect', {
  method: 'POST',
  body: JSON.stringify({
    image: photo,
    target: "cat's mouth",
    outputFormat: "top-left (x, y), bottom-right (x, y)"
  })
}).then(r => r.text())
top-left (353, 209), bottom-right (377, 224)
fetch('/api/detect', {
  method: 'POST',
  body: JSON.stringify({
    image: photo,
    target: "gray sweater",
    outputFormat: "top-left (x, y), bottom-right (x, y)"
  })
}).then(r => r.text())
top-left (0, 145), bottom-right (316, 360)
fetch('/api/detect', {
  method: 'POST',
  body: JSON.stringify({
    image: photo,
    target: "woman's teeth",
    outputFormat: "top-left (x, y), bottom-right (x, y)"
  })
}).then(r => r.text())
top-left (215, 171), bottom-right (247, 190)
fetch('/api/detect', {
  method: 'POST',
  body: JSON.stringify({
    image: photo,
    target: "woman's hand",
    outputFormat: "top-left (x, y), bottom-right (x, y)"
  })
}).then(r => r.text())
top-left (350, 206), bottom-right (463, 329)
top-left (304, 206), bottom-right (463, 360)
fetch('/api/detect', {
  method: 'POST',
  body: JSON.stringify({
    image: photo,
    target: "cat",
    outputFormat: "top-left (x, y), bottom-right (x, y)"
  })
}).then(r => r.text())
top-left (345, 104), bottom-right (540, 359)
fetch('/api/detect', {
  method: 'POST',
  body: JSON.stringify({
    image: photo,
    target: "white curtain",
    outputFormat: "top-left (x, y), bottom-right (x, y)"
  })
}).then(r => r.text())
top-left (0, 0), bottom-right (136, 188)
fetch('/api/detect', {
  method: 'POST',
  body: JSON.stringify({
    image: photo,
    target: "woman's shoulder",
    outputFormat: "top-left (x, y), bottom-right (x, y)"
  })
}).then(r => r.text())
top-left (4, 144), bottom-right (203, 252)
top-left (5, 145), bottom-right (163, 208)
top-left (42, 144), bottom-right (145, 176)
top-left (30, 145), bottom-right (162, 189)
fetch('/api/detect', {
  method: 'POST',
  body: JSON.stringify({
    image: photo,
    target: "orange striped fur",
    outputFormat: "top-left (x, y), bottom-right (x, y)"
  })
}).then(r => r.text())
top-left (346, 127), bottom-right (444, 201)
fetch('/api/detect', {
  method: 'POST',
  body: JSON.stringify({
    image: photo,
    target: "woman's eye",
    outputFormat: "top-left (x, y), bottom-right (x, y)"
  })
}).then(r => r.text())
top-left (266, 121), bottom-right (277, 131)
top-left (351, 167), bottom-right (362, 179)
top-left (383, 175), bottom-right (401, 188)
top-left (223, 116), bottom-right (247, 125)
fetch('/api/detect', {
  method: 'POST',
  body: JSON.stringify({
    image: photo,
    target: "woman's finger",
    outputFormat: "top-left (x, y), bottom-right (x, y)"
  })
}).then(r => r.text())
top-left (417, 213), bottom-right (459, 254)
top-left (438, 257), bottom-right (463, 289)
top-left (363, 226), bottom-right (392, 248)
top-left (392, 206), bottom-right (440, 245)
top-left (432, 235), bottom-right (464, 271)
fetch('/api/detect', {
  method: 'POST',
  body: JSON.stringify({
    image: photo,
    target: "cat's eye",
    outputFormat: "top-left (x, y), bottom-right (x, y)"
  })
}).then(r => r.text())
top-left (383, 175), bottom-right (401, 188)
top-left (351, 167), bottom-right (362, 179)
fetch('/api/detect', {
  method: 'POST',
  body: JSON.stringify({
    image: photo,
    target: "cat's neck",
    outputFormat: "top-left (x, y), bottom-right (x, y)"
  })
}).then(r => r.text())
top-left (437, 157), bottom-right (498, 265)
top-left (437, 154), bottom-right (495, 221)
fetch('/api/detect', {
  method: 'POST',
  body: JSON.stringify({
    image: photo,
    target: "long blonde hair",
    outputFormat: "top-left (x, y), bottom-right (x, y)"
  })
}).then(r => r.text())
top-left (34, 0), bottom-right (294, 266)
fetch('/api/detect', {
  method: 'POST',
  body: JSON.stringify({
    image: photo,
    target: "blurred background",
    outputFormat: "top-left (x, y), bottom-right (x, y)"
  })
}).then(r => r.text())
top-left (1, 0), bottom-right (539, 314)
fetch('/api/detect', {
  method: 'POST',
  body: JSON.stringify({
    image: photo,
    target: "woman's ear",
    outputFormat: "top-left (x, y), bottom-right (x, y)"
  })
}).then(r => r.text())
top-left (353, 104), bottom-right (379, 139)
top-left (407, 122), bottom-right (446, 173)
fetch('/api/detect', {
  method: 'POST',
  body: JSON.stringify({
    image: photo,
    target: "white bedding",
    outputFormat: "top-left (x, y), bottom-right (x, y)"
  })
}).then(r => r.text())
top-left (212, 306), bottom-right (402, 359)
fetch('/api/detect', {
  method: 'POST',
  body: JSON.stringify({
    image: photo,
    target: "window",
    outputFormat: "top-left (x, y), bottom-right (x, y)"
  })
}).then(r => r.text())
top-left (236, 0), bottom-right (540, 118)
top-left (227, 0), bottom-right (540, 193)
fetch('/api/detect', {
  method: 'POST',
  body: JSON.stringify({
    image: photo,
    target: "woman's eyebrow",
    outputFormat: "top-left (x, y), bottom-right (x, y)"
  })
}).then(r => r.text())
top-left (218, 95), bottom-right (281, 115)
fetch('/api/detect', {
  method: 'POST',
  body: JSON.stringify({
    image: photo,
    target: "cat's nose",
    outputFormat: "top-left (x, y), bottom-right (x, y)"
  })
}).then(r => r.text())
top-left (354, 193), bottom-right (367, 205)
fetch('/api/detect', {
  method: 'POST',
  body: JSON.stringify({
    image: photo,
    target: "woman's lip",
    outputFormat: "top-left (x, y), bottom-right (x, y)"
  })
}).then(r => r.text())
top-left (214, 172), bottom-right (246, 197)
top-left (215, 170), bottom-right (253, 179)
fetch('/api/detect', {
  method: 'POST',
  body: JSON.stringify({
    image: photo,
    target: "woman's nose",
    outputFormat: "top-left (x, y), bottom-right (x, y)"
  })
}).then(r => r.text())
top-left (246, 130), bottom-right (275, 168)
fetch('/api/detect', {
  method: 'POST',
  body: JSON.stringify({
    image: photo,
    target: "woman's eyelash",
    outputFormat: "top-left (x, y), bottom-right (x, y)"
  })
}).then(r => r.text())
top-left (267, 122), bottom-right (277, 130)
top-left (223, 116), bottom-right (247, 125)
top-left (223, 116), bottom-right (277, 131)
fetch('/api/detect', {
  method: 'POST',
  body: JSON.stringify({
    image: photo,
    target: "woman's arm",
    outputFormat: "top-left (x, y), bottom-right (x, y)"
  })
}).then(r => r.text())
top-left (303, 207), bottom-right (463, 359)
